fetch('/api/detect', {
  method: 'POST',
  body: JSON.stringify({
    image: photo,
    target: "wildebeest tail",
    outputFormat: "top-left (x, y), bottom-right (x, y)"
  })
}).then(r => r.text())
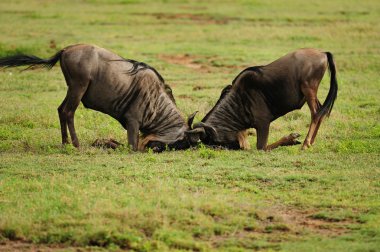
top-left (317, 52), bottom-right (338, 118)
top-left (0, 50), bottom-right (63, 70)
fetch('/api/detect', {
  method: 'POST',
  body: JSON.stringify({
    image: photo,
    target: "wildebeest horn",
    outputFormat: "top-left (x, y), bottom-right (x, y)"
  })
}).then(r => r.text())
top-left (187, 111), bottom-right (198, 129)
top-left (193, 122), bottom-right (217, 137)
top-left (185, 127), bottom-right (206, 144)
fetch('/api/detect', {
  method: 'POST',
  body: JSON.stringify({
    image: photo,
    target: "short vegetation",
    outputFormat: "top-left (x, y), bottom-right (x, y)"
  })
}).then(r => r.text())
top-left (0, 0), bottom-right (379, 251)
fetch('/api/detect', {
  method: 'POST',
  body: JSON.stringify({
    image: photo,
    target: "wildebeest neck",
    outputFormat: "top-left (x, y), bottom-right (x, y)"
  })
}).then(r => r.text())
top-left (141, 98), bottom-right (187, 142)
top-left (137, 80), bottom-right (188, 146)
top-left (203, 89), bottom-right (251, 134)
top-left (103, 61), bottom-right (188, 149)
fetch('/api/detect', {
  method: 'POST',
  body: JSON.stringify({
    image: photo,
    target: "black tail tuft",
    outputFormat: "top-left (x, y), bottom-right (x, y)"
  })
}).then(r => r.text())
top-left (317, 52), bottom-right (338, 118)
top-left (0, 50), bottom-right (63, 70)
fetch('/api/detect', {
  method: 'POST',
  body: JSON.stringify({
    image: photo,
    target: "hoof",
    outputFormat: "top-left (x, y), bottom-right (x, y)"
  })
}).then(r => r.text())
top-left (72, 139), bottom-right (80, 148)
top-left (92, 138), bottom-right (122, 149)
top-left (284, 133), bottom-right (301, 146)
top-left (301, 142), bottom-right (311, 150)
top-left (290, 133), bottom-right (301, 139)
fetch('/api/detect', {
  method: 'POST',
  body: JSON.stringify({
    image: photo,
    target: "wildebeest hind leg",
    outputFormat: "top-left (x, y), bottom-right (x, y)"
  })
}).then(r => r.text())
top-left (302, 88), bottom-right (321, 150)
top-left (61, 85), bottom-right (88, 148)
top-left (266, 133), bottom-right (301, 151)
top-left (310, 99), bottom-right (324, 145)
top-left (57, 97), bottom-right (68, 145)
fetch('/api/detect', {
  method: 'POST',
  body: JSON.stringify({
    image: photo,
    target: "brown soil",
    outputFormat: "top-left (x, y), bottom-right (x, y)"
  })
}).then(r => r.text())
top-left (281, 211), bottom-right (349, 236)
top-left (158, 54), bottom-right (209, 71)
top-left (158, 53), bottom-right (247, 75)
top-left (2, 206), bottom-right (359, 251)
top-left (256, 206), bottom-right (357, 237)
top-left (192, 85), bottom-right (215, 91)
top-left (0, 241), bottom-right (87, 252)
top-left (136, 12), bottom-right (231, 25)
top-left (211, 206), bottom-right (359, 248)
top-left (135, 12), bottom-right (347, 27)
top-left (178, 94), bottom-right (194, 100)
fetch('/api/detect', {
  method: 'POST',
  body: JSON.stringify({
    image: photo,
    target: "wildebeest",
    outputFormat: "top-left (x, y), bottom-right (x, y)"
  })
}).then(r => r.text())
top-left (186, 49), bottom-right (338, 150)
top-left (0, 44), bottom-right (199, 152)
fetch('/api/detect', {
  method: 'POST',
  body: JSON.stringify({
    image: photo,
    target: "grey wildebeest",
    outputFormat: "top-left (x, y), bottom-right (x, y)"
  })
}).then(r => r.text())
top-left (186, 49), bottom-right (338, 150)
top-left (0, 44), bottom-right (199, 152)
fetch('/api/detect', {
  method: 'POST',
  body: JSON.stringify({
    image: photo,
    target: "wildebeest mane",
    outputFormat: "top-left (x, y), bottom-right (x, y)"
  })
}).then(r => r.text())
top-left (110, 58), bottom-right (165, 83)
top-left (200, 66), bottom-right (262, 123)
top-left (201, 84), bottom-right (232, 122)
top-left (232, 66), bottom-right (263, 84)
top-left (114, 58), bottom-right (178, 105)
top-left (201, 66), bottom-right (263, 122)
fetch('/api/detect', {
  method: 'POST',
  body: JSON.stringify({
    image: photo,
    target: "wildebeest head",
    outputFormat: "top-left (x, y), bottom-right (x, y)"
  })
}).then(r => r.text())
top-left (141, 111), bottom-right (207, 152)
top-left (185, 85), bottom-right (250, 150)
top-left (188, 122), bottom-right (248, 150)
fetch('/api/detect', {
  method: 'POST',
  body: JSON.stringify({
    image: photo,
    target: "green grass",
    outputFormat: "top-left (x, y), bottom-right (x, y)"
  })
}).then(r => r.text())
top-left (0, 0), bottom-right (379, 251)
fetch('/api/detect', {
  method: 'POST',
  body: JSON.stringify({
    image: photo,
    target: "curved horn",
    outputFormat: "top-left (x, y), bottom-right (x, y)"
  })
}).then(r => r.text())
top-left (187, 111), bottom-right (198, 129)
top-left (185, 127), bottom-right (206, 144)
top-left (193, 122), bottom-right (217, 137)
top-left (186, 127), bottom-right (206, 135)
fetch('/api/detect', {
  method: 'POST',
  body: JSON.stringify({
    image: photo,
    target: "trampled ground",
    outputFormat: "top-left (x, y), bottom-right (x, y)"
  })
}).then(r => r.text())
top-left (0, 0), bottom-right (379, 251)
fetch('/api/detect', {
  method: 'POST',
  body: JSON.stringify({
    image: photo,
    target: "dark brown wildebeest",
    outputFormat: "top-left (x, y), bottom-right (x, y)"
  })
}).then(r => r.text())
top-left (0, 44), bottom-right (199, 152)
top-left (186, 49), bottom-right (338, 150)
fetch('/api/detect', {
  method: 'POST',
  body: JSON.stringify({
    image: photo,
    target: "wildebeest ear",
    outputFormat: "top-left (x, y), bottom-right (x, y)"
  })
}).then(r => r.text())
top-left (185, 127), bottom-right (205, 144)
top-left (164, 84), bottom-right (176, 104)
top-left (193, 122), bottom-right (217, 137)
top-left (221, 85), bottom-right (232, 98)
top-left (187, 111), bottom-right (198, 129)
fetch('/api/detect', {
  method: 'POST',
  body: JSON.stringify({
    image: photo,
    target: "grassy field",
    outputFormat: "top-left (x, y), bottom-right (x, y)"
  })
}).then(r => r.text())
top-left (0, 0), bottom-right (379, 251)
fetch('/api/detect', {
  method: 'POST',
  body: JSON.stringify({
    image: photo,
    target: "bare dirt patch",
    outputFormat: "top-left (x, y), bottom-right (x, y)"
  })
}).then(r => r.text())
top-left (178, 94), bottom-right (194, 100)
top-left (257, 206), bottom-right (358, 237)
top-left (0, 240), bottom-right (86, 252)
top-left (132, 12), bottom-right (350, 29)
top-left (135, 12), bottom-right (231, 25)
top-left (158, 54), bottom-right (247, 74)
top-left (210, 206), bottom-right (360, 249)
top-left (158, 54), bottom-right (209, 71)
top-left (192, 85), bottom-right (214, 91)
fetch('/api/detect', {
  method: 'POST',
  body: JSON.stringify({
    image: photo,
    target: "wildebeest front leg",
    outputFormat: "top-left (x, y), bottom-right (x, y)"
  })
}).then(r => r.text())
top-left (256, 122), bottom-right (301, 151)
top-left (256, 123), bottom-right (270, 150)
top-left (126, 120), bottom-right (139, 151)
